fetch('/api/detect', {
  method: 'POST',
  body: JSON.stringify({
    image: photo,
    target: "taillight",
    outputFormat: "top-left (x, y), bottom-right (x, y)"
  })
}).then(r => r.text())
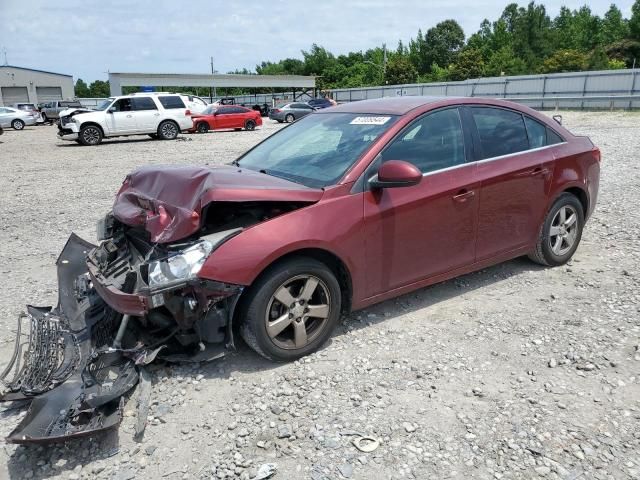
top-left (272, 108), bottom-right (280, 113)
top-left (185, 109), bottom-right (191, 116)
top-left (592, 146), bottom-right (601, 163)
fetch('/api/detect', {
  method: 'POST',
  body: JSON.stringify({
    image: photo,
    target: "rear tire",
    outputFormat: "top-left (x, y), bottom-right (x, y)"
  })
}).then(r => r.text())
top-left (12, 119), bottom-right (25, 130)
top-left (240, 257), bottom-right (341, 362)
top-left (41, 113), bottom-right (48, 123)
top-left (285, 114), bottom-right (295, 123)
top-left (158, 120), bottom-right (179, 140)
top-left (245, 119), bottom-right (256, 131)
top-left (528, 192), bottom-right (584, 266)
top-left (196, 122), bottom-right (209, 133)
top-left (78, 124), bottom-right (103, 146)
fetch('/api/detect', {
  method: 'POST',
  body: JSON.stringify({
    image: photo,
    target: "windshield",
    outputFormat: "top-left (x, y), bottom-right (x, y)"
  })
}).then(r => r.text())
top-left (238, 112), bottom-right (397, 188)
top-left (96, 98), bottom-right (115, 111)
top-left (203, 105), bottom-right (217, 115)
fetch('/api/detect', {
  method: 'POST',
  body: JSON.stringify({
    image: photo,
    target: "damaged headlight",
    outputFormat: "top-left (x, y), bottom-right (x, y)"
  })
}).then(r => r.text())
top-left (148, 240), bottom-right (213, 288)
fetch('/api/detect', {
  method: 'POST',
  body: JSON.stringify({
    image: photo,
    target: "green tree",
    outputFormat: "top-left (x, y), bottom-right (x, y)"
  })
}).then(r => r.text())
top-left (540, 49), bottom-right (588, 73)
top-left (74, 78), bottom-right (90, 98)
top-left (88, 80), bottom-right (110, 97)
top-left (422, 20), bottom-right (465, 70)
top-left (450, 48), bottom-right (485, 80)
top-left (631, 0), bottom-right (640, 40)
top-left (485, 46), bottom-right (528, 76)
top-left (600, 5), bottom-right (629, 45)
top-left (588, 46), bottom-right (611, 70)
top-left (605, 39), bottom-right (640, 67)
top-left (384, 57), bottom-right (418, 85)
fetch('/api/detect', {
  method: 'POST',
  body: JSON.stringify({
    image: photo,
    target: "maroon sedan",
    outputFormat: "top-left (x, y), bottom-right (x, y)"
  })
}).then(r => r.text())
top-left (3, 97), bottom-right (600, 443)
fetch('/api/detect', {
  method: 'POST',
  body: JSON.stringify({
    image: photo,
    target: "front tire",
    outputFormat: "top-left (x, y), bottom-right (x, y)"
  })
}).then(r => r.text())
top-left (78, 124), bottom-right (103, 146)
top-left (12, 119), bottom-right (25, 130)
top-left (528, 192), bottom-right (584, 266)
top-left (240, 257), bottom-right (342, 362)
top-left (285, 114), bottom-right (295, 123)
top-left (41, 113), bottom-right (48, 123)
top-left (158, 120), bottom-right (179, 140)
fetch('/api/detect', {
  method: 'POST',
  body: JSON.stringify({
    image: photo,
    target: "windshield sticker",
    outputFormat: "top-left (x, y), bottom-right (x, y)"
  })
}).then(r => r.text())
top-left (350, 116), bottom-right (391, 125)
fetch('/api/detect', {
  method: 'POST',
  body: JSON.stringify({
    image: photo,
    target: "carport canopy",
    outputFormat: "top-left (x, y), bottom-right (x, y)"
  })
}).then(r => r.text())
top-left (108, 72), bottom-right (316, 96)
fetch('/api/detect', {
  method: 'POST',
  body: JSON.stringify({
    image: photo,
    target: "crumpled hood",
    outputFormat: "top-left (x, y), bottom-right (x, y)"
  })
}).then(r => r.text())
top-left (112, 165), bottom-right (323, 243)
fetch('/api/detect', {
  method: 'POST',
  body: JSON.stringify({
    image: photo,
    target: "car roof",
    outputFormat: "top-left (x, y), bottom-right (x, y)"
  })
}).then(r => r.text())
top-left (320, 96), bottom-right (453, 115)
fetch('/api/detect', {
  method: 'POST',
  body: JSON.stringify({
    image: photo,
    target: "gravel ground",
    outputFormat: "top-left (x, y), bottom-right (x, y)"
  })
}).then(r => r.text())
top-left (0, 112), bottom-right (638, 480)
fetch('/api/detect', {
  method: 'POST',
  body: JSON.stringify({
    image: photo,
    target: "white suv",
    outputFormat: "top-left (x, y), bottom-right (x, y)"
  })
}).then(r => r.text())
top-left (57, 94), bottom-right (194, 146)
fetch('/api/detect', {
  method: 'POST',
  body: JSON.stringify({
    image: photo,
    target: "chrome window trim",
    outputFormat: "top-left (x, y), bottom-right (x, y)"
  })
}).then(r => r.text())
top-left (421, 141), bottom-right (567, 178)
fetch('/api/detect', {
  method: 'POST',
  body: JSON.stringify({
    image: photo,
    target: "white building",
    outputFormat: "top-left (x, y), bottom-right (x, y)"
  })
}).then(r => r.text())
top-left (0, 65), bottom-right (74, 106)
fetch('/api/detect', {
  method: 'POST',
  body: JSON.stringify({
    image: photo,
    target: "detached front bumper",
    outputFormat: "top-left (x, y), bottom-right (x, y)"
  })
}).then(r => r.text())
top-left (1, 232), bottom-right (242, 444)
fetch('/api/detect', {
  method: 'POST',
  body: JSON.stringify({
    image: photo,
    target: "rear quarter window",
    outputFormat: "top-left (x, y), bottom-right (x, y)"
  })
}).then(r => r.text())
top-left (472, 107), bottom-right (529, 159)
top-left (158, 96), bottom-right (186, 109)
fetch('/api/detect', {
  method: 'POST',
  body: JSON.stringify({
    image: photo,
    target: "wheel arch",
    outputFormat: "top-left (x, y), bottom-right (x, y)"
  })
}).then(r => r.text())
top-left (79, 121), bottom-right (105, 135)
top-left (563, 186), bottom-right (588, 217)
top-left (237, 247), bottom-right (353, 316)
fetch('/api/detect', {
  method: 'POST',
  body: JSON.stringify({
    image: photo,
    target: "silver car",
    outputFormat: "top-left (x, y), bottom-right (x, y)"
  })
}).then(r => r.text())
top-left (0, 107), bottom-right (37, 130)
top-left (268, 102), bottom-right (315, 123)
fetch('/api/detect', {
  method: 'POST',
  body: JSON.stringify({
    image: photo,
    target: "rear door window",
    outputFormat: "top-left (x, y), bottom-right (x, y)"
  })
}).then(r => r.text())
top-left (132, 97), bottom-right (158, 111)
top-left (158, 96), bottom-right (186, 109)
top-left (471, 107), bottom-right (529, 159)
top-left (524, 116), bottom-right (547, 148)
top-left (381, 108), bottom-right (466, 174)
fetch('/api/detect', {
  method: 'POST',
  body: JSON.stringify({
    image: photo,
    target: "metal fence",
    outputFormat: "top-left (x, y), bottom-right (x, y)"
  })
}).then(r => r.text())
top-left (331, 68), bottom-right (640, 110)
top-left (78, 69), bottom-right (640, 110)
top-left (233, 68), bottom-right (640, 110)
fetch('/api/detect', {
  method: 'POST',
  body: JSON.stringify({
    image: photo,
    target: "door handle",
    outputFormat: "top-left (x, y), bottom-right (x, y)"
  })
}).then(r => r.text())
top-left (516, 167), bottom-right (549, 177)
top-left (531, 167), bottom-right (549, 176)
top-left (452, 189), bottom-right (475, 202)
top-left (126, 114), bottom-right (132, 118)
top-left (154, 113), bottom-right (160, 116)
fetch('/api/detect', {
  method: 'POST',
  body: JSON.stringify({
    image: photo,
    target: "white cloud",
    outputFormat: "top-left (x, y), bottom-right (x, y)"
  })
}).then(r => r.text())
top-left (0, 0), bottom-right (635, 82)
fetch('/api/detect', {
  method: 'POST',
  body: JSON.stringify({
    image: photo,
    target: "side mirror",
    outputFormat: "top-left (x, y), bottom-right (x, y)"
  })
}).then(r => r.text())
top-left (369, 160), bottom-right (422, 189)
top-left (108, 107), bottom-right (116, 113)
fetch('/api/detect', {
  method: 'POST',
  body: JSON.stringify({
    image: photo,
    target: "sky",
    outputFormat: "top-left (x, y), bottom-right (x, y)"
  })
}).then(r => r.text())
top-left (0, 0), bottom-right (635, 82)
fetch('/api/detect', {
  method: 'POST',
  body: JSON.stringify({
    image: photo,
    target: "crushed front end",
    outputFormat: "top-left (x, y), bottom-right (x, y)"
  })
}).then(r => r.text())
top-left (0, 221), bottom-right (243, 444)
top-left (0, 164), bottom-right (322, 444)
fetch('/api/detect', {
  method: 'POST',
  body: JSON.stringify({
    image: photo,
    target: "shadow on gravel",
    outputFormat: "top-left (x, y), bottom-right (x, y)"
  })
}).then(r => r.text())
top-left (5, 427), bottom-right (121, 479)
top-left (332, 256), bottom-right (545, 337)
top-left (1, 256), bottom-right (542, 479)
top-left (55, 136), bottom-right (199, 147)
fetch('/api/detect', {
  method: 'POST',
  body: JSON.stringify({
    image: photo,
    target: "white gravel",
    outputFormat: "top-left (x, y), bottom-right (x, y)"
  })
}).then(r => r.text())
top-left (0, 112), bottom-right (639, 480)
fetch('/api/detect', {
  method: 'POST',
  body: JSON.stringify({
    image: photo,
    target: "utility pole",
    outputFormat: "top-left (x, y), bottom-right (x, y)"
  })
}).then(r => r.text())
top-left (382, 43), bottom-right (387, 79)
top-left (2, 47), bottom-right (7, 66)
top-left (210, 56), bottom-right (215, 102)
top-left (209, 57), bottom-right (218, 102)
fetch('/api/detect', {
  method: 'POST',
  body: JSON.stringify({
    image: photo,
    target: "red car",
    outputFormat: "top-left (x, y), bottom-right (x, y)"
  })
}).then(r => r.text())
top-left (190, 105), bottom-right (262, 133)
top-left (4, 96), bottom-right (600, 443)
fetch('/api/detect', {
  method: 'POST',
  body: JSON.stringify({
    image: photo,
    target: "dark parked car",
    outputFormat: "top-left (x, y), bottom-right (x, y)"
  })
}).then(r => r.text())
top-left (1, 96), bottom-right (600, 443)
top-left (269, 102), bottom-right (315, 122)
top-left (307, 97), bottom-right (335, 109)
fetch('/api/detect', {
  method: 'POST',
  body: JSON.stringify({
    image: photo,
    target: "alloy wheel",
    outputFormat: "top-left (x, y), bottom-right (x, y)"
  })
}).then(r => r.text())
top-left (12, 120), bottom-right (24, 130)
top-left (161, 122), bottom-right (178, 138)
top-left (548, 205), bottom-right (578, 256)
top-left (83, 126), bottom-right (101, 144)
top-left (265, 274), bottom-right (331, 350)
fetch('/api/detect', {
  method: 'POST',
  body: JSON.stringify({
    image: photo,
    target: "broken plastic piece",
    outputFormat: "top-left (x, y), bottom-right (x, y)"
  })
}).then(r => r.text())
top-left (255, 463), bottom-right (278, 479)
top-left (352, 436), bottom-right (380, 453)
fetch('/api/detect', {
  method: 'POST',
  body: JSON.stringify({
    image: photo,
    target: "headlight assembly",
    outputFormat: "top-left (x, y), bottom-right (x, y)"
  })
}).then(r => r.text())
top-left (148, 240), bottom-right (213, 288)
